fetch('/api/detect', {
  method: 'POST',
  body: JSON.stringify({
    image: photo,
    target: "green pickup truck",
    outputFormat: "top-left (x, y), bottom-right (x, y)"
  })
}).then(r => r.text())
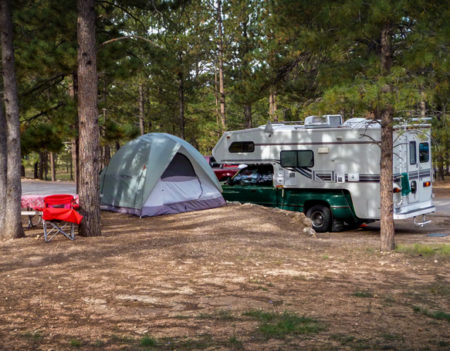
top-left (222, 164), bottom-right (361, 232)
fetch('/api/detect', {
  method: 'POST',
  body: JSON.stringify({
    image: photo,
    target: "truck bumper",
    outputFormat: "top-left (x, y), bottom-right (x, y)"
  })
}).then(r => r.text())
top-left (393, 205), bottom-right (435, 220)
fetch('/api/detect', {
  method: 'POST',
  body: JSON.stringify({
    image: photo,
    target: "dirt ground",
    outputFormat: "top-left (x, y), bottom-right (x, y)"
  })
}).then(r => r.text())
top-left (0, 186), bottom-right (449, 350)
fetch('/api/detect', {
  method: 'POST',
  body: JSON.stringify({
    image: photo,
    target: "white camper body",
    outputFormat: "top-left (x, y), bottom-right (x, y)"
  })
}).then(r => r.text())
top-left (213, 116), bottom-right (435, 229)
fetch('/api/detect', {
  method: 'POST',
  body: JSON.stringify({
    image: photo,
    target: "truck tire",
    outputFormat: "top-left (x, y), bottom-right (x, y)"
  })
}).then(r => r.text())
top-left (306, 205), bottom-right (332, 232)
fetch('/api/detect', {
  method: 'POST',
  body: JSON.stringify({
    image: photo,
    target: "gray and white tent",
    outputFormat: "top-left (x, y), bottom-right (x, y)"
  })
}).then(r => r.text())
top-left (100, 133), bottom-right (225, 217)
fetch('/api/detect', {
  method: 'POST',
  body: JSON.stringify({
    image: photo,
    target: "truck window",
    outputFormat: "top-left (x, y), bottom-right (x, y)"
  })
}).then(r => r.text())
top-left (409, 141), bottom-right (417, 165)
top-left (229, 141), bottom-right (255, 153)
top-left (419, 142), bottom-right (429, 163)
top-left (230, 165), bottom-right (273, 186)
top-left (280, 150), bottom-right (314, 168)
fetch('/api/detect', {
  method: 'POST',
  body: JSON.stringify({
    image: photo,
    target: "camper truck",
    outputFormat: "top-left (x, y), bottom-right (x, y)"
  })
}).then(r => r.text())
top-left (212, 115), bottom-right (435, 232)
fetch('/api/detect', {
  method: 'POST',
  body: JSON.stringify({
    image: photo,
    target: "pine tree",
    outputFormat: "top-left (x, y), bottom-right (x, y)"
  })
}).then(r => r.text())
top-left (0, 0), bottom-right (25, 239)
top-left (77, 0), bottom-right (101, 237)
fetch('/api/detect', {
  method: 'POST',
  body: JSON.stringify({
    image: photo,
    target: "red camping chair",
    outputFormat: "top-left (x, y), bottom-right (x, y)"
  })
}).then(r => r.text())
top-left (42, 194), bottom-right (83, 242)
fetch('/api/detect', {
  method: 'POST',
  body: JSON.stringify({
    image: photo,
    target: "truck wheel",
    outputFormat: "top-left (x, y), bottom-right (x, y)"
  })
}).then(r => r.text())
top-left (306, 205), bottom-right (332, 232)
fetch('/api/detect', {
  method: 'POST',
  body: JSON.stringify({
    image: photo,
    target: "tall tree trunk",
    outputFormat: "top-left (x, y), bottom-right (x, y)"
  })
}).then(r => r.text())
top-left (77, 0), bottom-right (101, 237)
top-left (241, 18), bottom-right (252, 129)
top-left (0, 0), bottom-right (24, 239)
top-left (437, 155), bottom-right (445, 181)
top-left (38, 151), bottom-right (45, 180)
top-left (178, 71), bottom-right (185, 139)
top-left (145, 85), bottom-right (151, 132)
top-left (102, 107), bottom-right (110, 168)
top-left (44, 152), bottom-right (48, 180)
top-left (69, 149), bottom-right (73, 180)
top-left (138, 83), bottom-right (145, 136)
top-left (214, 59), bottom-right (221, 135)
top-left (0, 95), bottom-right (7, 236)
top-left (244, 104), bottom-right (252, 128)
top-left (50, 152), bottom-right (56, 181)
top-left (101, 78), bottom-right (110, 168)
top-left (33, 162), bottom-right (38, 179)
top-left (379, 24), bottom-right (395, 251)
top-left (269, 88), bottom-right (278, 122)
top-left (70, 72), bottom-right (80, 191)
top-left (216, 0), bottom-right (226, 131)
top-left (71, 138), bottom-right (78, 185)
top-left (419, 90), bottom-right (426, 117)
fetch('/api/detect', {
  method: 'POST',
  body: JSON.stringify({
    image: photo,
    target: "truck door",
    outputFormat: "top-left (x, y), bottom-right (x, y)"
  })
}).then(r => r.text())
top-left (226, 164), bottom-right (277, 207)
top-left (407, 137), bottom-right (419, 204)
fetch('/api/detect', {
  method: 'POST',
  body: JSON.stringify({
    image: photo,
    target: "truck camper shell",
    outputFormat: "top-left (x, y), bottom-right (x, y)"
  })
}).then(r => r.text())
top-left (213, 115), bottom-right (435, 232)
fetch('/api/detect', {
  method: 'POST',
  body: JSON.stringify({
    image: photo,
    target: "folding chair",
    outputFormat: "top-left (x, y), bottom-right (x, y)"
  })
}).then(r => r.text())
top-left (42, 194), bottom-right (83, 242)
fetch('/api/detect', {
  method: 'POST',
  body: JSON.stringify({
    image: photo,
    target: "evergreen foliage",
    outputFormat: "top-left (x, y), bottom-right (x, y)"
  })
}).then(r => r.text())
top-left (6, 0), bottom-right (449, 168)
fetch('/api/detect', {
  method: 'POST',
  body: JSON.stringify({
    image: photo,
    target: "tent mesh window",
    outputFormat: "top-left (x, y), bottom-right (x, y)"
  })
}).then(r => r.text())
top-left (161, 153), bottom-right (196, 179)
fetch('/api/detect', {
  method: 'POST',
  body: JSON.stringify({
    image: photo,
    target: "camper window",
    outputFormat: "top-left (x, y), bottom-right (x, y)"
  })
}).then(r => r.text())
top-left (229, 141), bottom-right (255, 153)
top-left (280, 150), bottom-right (314, 168)
top-left (409, 141), bottom-right (417, 165)
top-left (419, 142), bottom-right (429, 163)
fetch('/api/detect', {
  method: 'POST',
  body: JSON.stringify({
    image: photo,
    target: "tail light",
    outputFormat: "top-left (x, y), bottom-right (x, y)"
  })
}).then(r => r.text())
top-left (393, 187), bottom-right (401, 193)
top-left (423, 181), bottom-right (431, 187)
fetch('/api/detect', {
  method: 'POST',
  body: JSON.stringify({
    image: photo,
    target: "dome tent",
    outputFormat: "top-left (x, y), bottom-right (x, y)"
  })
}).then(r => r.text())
top-left (100, 133), bottom-right (225, 217)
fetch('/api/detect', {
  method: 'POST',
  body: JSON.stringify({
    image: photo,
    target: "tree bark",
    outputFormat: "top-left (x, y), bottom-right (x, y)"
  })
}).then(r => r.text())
top-left (214, 59), bottom-right (221, 135)
top-left (269, 88), bottom-right (278, 122)
top-left (138, 83), bottom-right (145, 136)
top-left (38, 151), bottom-right (47, 180)
top-left (419, 90), bottom-right (426, 118)
top-left (33, 162), bottom-right (38, 179)
top-left (145, 85), bottom-right (151, 132)
top-left (102, 107), bottom-right (110, 168)
top-left (77, 0), bottom-right (101, 236)
top-left (0, 95), bottom-right (7, 236)
top-left (71, 138), bottom-right (79, 186)
top-left (379, 23), bottom-right (395, 251)
top-left (50, 152), bottom-right (56, 181)
top-left (0, 0), bottom-right (24, 239)
top-left (178, 71), bottom-right (185, 139)
top-left (216, 0), bottom-right (226, 131)
top-left (70, 71), bottom-right (80, 191)
top-left (244, 104), bottom-right (252, 128)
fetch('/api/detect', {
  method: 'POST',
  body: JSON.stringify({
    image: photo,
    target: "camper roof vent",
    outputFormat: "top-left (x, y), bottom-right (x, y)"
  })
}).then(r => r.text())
top-left (304, 114), bottom-right (343, 128)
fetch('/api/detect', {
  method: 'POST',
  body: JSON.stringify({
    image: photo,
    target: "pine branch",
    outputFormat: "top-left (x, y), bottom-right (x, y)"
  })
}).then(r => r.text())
top-left (99, 35), bottom-right (161, 49)
top-left (97, 0), bottom-right (146, 30)
top-left (20, 74), bottom-right (66, 97)
top-left (23, 102), bottom-right (66, 123)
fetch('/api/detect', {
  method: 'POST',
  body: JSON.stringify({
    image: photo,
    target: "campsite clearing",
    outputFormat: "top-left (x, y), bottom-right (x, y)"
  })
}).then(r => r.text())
top-left (1, 189), bottom-right (449, 350)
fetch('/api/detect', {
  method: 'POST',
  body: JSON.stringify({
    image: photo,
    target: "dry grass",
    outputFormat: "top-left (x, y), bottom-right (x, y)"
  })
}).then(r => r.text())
top-left (0, 188), bottom-right (449, 350)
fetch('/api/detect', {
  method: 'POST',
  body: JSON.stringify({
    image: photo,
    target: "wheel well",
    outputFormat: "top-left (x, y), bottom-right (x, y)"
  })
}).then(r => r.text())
top-left (303, 200), bottom-right (331, 214)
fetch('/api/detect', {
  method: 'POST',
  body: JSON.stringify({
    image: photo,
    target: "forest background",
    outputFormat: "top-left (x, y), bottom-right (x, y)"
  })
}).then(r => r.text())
top-left (5, 0), bottom-right (448, 182)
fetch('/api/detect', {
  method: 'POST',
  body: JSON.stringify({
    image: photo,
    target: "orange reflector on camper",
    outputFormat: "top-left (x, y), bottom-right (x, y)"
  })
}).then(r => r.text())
top-left (393, 187), bottom-right (401, 193)
top-left (423, 181), bottom-right (431, 187)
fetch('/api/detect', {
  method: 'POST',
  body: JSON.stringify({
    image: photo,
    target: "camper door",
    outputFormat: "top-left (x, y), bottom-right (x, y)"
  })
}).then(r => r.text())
top-left (407, 133), bottom-right (432, 206)
top-left (407, 137), bottom-right (420, 204)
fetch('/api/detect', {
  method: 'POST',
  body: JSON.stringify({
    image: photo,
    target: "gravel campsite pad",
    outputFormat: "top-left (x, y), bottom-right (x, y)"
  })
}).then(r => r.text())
top-left (0, 199), bottom-right (449, 350)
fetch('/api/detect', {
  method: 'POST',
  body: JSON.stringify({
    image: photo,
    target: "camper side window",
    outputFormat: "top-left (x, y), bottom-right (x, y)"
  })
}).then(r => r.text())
top-left (280, 150), bottom-right (314, 168)
top-left (409, 142), bottom-right (417, 165)
top-left (229, 141), bottom-right (255, 153)
top-left (419, 142), bottom-right (429, 163)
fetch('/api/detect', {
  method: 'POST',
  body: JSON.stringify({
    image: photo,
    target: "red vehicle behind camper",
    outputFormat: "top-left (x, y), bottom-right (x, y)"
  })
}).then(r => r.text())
top-left (204, 156), bottom-right (240, 182)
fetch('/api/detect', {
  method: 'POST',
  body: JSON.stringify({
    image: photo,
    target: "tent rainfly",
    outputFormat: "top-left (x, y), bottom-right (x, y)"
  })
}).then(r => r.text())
top-left (100, 133), bottom-right (226, 217)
